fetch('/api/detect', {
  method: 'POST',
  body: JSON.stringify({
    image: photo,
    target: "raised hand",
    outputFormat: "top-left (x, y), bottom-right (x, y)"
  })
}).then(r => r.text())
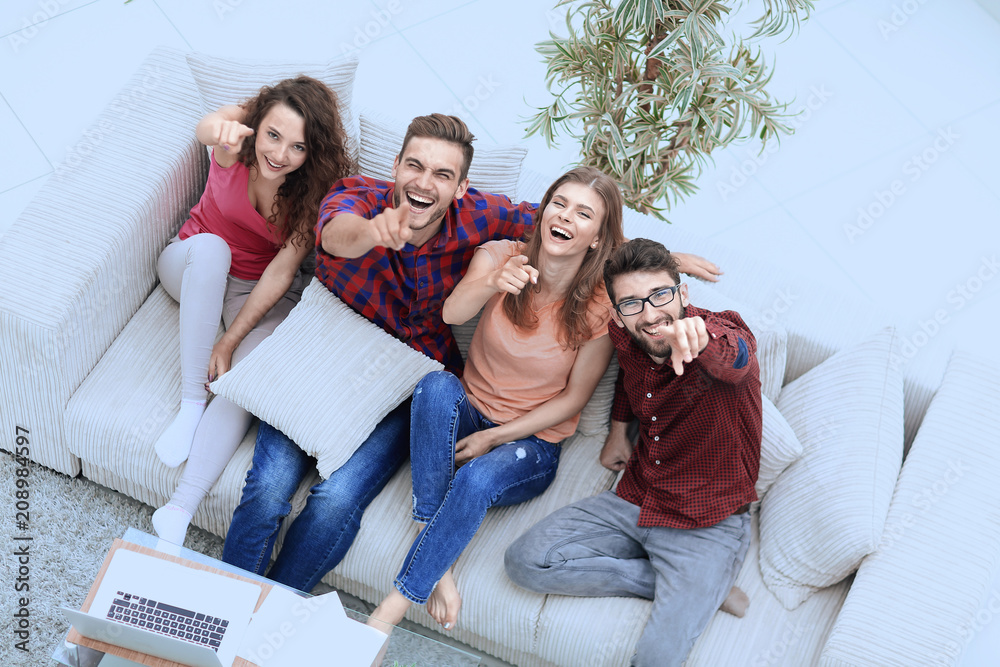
top-left (492, 254), bottom-right (538, 295)
top-left (209, 119), bottom-right (254, 155)
top-left (673, 252), bottom-right (723, 282)
top-left (655, 316), bottom-right (710, 375)
top-left (369, 204), bottom-right (413, 250)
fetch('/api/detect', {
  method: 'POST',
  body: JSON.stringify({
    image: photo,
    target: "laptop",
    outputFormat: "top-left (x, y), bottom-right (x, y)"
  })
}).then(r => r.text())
top-left (62, 548), bottom-right (263, 667)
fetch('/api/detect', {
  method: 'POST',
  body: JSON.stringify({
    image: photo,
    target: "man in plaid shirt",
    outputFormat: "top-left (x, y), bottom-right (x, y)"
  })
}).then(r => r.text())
top-left (222, 115), bottom-right (722, 597)
top-left (506, 239), bottom-right (761, 666)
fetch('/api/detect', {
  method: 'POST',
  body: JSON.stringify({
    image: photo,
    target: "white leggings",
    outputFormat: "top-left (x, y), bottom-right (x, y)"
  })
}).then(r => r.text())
top-left (156, 233), bottom-right (305, 515)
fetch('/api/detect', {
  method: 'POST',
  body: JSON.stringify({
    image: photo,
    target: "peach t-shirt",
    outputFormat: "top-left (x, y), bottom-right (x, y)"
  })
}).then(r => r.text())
top-left (461, 240), bottom-right (613, 443)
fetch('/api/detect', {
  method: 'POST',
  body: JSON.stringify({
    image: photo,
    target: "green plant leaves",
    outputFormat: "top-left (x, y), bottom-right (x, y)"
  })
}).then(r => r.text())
top-left (528, 0), bottom-right (810, 219)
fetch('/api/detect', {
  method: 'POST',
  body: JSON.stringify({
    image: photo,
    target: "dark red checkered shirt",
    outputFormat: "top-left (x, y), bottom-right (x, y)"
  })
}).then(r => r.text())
top-left (611, 305), bottom-right (762, 528)
top-left (315, 176), bottom-right (536, 374)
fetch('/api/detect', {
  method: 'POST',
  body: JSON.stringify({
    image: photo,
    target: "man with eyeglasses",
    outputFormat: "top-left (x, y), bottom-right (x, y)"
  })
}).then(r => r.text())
top-left (505, 238), bottom-right (762, 667)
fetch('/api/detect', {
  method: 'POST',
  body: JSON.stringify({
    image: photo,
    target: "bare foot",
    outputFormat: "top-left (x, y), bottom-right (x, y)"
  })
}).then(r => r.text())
top-left (427, 569), bottom-right (462, 630)
top-left (368, 590), bottom-right (410, 633)
top-left (720, 585), bottom-right (750, 617)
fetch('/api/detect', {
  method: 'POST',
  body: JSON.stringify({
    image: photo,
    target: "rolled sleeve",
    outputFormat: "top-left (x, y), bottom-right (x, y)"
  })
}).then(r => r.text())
top-left (315, 176), bottom-right (394, 254)
top-left (695, 312), bottom-right (758, 384)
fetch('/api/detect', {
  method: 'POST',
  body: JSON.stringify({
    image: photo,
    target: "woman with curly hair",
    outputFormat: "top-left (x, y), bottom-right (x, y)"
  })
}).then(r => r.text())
top-left (151, 76), bottom-right (352, 545)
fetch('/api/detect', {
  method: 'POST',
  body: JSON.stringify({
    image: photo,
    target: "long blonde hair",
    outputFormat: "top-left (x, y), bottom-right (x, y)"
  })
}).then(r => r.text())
top-left (503, 166), bottom-right (625, 349)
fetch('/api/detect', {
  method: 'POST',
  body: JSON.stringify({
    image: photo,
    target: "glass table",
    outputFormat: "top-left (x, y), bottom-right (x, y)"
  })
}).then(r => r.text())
top-left (52, 528), bottom-right (480, 667)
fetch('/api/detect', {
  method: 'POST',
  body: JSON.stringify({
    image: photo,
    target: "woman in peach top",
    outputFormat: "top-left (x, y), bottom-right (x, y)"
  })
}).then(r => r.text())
top-left (370, 166), bottom-right (625, 631)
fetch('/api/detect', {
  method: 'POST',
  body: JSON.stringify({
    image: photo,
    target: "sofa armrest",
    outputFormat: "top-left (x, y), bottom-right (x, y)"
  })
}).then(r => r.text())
top-left (819, 351), bottom-right (1000, 666)
top-left (0, 47), bottom-right (208, 475)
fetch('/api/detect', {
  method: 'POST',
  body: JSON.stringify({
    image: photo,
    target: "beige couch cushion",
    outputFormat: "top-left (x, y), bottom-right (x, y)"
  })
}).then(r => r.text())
top-left (211, 278), bottom-right (442, 480)
top-left (757, 395), bottom-right (804, 499)
top-left (820, 351), bottom-right (1000, 666)
top-left (759, 328), bottom-right (905, 610)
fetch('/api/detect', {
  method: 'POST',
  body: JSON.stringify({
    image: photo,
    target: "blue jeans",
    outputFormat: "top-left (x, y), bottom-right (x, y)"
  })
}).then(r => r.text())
top-left (394, 371), bottom-right (561, 604)
top-left (221, 400), bottom-right (411, 592)
top-left (504, 490), bottom-right (751, 667)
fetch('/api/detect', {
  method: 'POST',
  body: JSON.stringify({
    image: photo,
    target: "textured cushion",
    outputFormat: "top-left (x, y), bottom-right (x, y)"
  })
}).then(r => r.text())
top-left (185, 52), bottom-right (360, 161)
top-left (686, 279), bottom-right (787, 403)
top-left (573, 354), bottom-right (619, 438)
top-left (358, 111), bottom-right (527, 200)
top-left (756, 396), bottom-right (803, 499)
top-left (759, 328), bottom-right (904, 610)
top-left (820, 351), bottom-right (1000, 667)
top-left (210, 278), bottom-right (442, 479)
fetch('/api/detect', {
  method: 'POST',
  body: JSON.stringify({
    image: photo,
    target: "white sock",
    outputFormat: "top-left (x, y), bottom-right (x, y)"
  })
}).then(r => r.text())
top-left (151, 504), bottom-right (193, 545)
top-left (155, 399), bottom-right (206, 467)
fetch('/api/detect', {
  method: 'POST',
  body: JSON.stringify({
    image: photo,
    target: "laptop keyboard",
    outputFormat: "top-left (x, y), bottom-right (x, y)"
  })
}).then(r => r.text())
top-left (106, 591), bottom-right (230, 652)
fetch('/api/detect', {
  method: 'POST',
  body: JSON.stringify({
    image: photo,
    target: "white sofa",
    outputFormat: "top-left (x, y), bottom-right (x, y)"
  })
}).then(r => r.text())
top-left (2, 47), bottom-right (999, 667)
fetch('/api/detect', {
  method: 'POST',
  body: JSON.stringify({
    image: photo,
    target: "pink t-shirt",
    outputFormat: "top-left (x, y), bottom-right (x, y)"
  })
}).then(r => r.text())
top-left (178, 154), bottom-right (282, 280)
top-left (462, 240), bottom-right (612, 443)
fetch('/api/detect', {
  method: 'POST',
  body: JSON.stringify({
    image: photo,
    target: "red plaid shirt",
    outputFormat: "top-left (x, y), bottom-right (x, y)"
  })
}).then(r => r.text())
top-left (315, 176), bottom-right (536, 373)
top-left (611, 305), bottom-right (762, 528)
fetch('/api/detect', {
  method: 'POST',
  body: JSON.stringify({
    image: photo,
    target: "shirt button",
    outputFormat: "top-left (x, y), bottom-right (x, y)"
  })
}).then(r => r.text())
top-left (655, 460), bottom-right (661, 465)
top-left (654, 436), bottom-right (659, 441)
top-left (651, 416), bottom-right (656, 421)
top-left (646, 393), bottom-right (652, 398)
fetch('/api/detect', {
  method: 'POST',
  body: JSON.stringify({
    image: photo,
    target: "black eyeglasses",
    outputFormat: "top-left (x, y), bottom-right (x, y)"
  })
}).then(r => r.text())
top-left (614, 285), bottom-right (683, 316)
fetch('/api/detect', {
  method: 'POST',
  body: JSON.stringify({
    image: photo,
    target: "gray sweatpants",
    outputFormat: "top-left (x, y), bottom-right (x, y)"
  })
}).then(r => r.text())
top-left (504, 490), bottom-right (751, 667)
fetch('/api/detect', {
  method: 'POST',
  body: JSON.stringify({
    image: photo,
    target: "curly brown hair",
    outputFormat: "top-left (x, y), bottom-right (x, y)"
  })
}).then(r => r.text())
top-left (237, 76), bottom-right (353, 244)
top-left (503, 166), bottom-right (626, 349)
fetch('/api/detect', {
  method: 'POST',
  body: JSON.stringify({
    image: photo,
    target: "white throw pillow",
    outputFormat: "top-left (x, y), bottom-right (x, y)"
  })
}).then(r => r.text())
top-left (358, 111), bottom-right (528, 200)
top-left (685, 280), bottom-right (787, 403)
top-left (210, 278), bottom-right (442, 479)
top-left (759, 327), bottom-right (904, 610)
top-left (185, 52), bottom-right (360, 161)
top-left (756, 395), bottom-right (803, 499)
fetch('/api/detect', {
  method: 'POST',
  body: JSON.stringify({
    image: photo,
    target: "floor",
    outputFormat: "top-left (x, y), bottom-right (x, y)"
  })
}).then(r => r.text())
top-left (3, 0), bottom-right (999, 664)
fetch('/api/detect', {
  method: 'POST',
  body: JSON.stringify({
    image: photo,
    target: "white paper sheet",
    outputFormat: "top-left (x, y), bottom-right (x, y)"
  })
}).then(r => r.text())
top-left (238, 589), bottom-right (387, 667)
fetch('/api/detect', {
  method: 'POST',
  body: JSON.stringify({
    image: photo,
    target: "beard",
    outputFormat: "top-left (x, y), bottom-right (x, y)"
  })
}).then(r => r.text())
top-left (625, 305), bottom-right (686, 360)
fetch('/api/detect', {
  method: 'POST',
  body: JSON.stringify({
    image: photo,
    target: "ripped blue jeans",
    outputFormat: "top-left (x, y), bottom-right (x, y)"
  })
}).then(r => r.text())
top-left (395, 371), bottom-right (561, 604)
